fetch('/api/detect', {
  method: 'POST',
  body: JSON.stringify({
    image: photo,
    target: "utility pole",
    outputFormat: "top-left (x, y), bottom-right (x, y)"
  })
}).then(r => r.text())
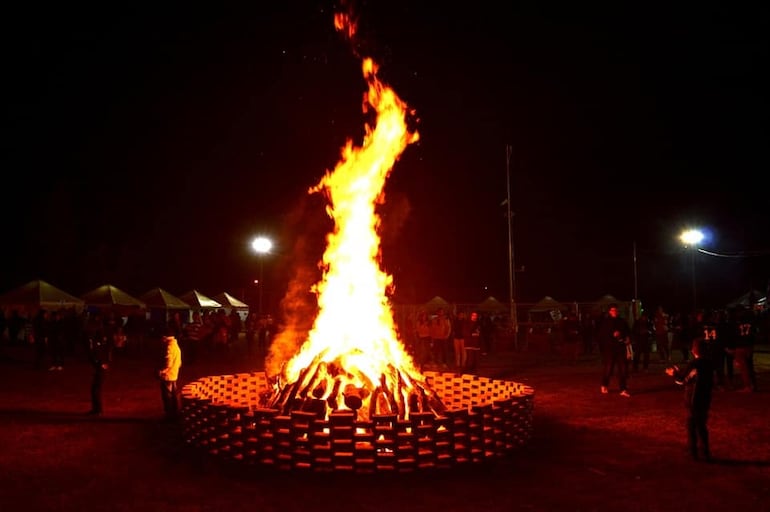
top-left (506, 144), bottom-right (518, 350)
top-left (633, 240), bottom-right (638, 300)
top-left (632, 240), bottom-right (639, 321)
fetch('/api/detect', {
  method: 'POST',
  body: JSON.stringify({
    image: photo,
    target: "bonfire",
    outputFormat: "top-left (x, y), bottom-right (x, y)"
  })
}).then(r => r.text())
top-left (261, 12), bottom-right (445, 422)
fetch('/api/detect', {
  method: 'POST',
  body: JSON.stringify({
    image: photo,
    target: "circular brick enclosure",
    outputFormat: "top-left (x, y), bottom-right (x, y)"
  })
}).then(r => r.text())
top-left (180, 371), bottom-right (535, 472)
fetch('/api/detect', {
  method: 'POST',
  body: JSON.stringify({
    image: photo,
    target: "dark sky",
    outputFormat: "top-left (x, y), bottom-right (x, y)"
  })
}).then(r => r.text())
top-left (3, 1), bottom-right (768, 312)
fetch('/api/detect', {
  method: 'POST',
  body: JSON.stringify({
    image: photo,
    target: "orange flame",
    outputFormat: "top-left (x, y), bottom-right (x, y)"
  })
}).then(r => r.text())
top-left (273, 14), bottom-right (425, 419)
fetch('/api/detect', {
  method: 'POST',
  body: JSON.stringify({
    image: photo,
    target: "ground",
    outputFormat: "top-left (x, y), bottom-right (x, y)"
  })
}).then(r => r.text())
top-left (1, 338), bottom-right (768, 512)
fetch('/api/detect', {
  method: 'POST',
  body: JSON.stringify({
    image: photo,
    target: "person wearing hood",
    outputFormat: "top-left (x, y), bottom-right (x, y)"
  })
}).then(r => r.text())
top-left (158, 330), bottom-right (182, 420)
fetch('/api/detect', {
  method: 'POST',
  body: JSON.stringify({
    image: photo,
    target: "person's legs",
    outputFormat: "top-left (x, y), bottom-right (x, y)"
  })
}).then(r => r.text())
top-left (686, 413), bottom-right (698, 459)
top-left (724, 350), bottom-right (735, 386)
top-left (453, 338), bottom-right (464, 369)
top-left (160, 380), bottom-right (180, 418)
top-left (160, 380), bottom-right (172, 415)
top-left (656, 333), bottom-right (669, 361)
top-left (616, 349), bottom-right (629, 393)
top-left (694, 409), bottom-right (710, 460)
top-left (641, 340), bottom-right (650, 370)
top-left (466, 347), bottom-right (479, 371)
top-left (601, 350), bottom-right (614, 390)
top-left (168, 381), bottom-right (179, 416)
top-left (746, 347), bottom-right (757, 390)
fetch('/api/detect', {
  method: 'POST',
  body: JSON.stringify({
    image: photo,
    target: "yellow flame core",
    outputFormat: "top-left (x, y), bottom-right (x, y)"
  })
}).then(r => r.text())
top-left (283, 54), bottom-right (420, 406)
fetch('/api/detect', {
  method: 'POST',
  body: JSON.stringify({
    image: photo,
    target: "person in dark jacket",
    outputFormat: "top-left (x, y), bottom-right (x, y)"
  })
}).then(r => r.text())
top-left (597, 304), bottom-right (632, 396)
top-left (666, 338), bottom-right (714, 461)
top-left (87, 333), bottom-right (110, 415)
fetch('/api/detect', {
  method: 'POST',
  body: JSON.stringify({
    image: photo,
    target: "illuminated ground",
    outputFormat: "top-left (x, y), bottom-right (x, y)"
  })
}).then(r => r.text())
top-left (1, 339), bottom-right (768, 511)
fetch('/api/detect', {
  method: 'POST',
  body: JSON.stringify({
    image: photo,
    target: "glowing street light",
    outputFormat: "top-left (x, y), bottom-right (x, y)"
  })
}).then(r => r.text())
top-left (679, 229), bottom-right (704, 312)
top-left (251, 236), bottom-right (273, 315)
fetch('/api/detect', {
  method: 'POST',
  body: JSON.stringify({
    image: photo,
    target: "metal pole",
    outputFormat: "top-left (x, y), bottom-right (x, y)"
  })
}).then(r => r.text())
top-left (259, 257), bottom-right (264, 315)
top-left (506, 144), bottom-right (518, 349)
top-left (691, 249), bottom-right (697, 312)
top-left (633, 240), bottom-right (638, 301)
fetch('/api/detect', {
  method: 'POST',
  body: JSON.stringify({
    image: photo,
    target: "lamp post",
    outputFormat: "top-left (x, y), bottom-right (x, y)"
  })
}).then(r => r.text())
top-left (505, 144), bottom-right (518, 350)
top-left (251, 236), bottom-right (273, 315)
top-left (679, 229), bottom-right (704, 312)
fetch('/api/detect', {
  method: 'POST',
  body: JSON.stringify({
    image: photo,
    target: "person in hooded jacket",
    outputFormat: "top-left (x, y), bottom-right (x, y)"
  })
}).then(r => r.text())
top-left (158, 330), bottom-right (182, 420)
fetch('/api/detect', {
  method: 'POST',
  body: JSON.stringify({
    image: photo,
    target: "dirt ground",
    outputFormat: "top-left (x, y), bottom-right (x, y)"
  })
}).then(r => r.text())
top-left (1, 339), bottom-right (769, 512)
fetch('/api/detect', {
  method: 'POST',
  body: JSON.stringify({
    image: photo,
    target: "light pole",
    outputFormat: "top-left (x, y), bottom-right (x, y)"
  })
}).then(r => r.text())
top-left (505, 144), bottom-right (518, 350)
top-left (679, 229), bottom-right (704, 312)
top-left (251, 236), bottom-right (273, 315)
top-left (633, 240), bottom-right (638, 301)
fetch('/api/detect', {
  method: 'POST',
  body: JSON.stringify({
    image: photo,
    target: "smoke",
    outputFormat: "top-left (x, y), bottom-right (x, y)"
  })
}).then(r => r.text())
top-left (264, 192), bottom-right (329, 377)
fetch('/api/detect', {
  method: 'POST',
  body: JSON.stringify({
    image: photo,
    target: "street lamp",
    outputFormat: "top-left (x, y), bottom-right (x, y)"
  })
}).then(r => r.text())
top-left (679, 229), bottom-right (704, 312)
top-left (251, 236), bottom-right (273, 315)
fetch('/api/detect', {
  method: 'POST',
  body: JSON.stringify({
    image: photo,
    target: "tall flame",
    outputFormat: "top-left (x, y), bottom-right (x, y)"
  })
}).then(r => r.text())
top-left (269, 13), bottom-right (429, 420)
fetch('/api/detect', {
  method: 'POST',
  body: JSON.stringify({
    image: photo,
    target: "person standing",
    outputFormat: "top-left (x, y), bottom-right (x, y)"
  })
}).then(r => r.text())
top-left (653, 305), bottom-right (670, 362)
top-left (451, 311), bottom-right (468, 371)
top-left (47, 310), bottom-right (65, 371)
top-left (182, 311), bottom-right (203, 364)
top-left (87, 330), bottom-right (110, 415)
top-left (666, 338), bottom-right (714, 461)
top-left (257, 315), bottom-right (273, 354)
top-left (244, 311), bottom-right (259, 356)
top-left (631, 311), bottom-right (652, 372)
top-left (597, 303), bottom-right (632, 397)
top-left (32, 309), bottom-right (49, 370)
top-left (727, 308), bottom-right (758, 392)
top-left (692, 310), bottom-right (726, 389)
top-left (464, 311), bottom-right (482, 371)
top-left (429, 309), bottom-right (452, 369)
top-left (158, 331), bottom-right (182, 421)
top-left (415, 310), bottom-right (432, 368)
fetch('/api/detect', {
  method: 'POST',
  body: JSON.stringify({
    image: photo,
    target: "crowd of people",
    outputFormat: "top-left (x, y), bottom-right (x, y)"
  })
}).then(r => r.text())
top-left (0, 306), bottom-right (275, 418)
top-left (405, 308), bottom-right (499, 372)
top-left (0, 306), bottom-right (275, 368)
top-left (0, 300), bottom-right (764, 461)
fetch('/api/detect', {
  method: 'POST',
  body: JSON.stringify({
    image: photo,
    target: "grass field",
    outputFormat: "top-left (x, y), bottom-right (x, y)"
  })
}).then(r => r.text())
top-left (1, 339), bottom-right (769, 512)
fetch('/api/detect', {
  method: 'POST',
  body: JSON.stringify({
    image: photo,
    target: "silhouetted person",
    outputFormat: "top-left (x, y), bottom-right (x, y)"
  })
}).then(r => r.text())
top-left (666, 338), bottom-right (714, 461)
top-left (158, 331), bottom-right (182, 421)
top-left (87, 331), bottom-right (110, 415)
top-left (597, 304), bottom-right (632, 396)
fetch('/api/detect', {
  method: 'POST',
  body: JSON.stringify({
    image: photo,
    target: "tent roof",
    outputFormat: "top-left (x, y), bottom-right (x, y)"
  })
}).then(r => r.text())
top-left (476, 296), bottom-right (507, 313)
top-left (139, 288), bottom-right (190, 310)
top-left (81, 284), bottom-right (146, 309)
top-left (0, 279), bottom-right (85, 310)
top-left (213, 292), bottom-right (249, 309)
top-left (727, 289), bottom-right (766, 308)
top-left (595, 294), bottom-right (623, 305)
top-left (530, 296), bottom-right (566, 312)
top-left (424, 295), bottom-right (450, 312)
top-left (179, 290), bottom-right (222, 309)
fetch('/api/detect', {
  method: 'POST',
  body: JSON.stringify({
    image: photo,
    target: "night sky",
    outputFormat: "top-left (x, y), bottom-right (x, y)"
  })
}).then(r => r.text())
top-left (3, 2), bottom-right (768, 312)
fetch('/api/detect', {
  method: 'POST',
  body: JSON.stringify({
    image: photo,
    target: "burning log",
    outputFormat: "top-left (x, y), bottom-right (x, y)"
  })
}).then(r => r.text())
top-left (343, 384), bottom-right (368, 412)
top-left (300, 397), bottom-right (327, 418)
top-left (266, 342), bottom-right (448, 421)
top-left (270, 352), bottom-right (325, 414)
top-left (326, 378), bottom-right (342, 412)
top-left (298, 358), bottom-right (333, 399)
top-left (408, 392), bottom-right (420, 412)
top-left (379, 373), bottom-right (399, 416)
